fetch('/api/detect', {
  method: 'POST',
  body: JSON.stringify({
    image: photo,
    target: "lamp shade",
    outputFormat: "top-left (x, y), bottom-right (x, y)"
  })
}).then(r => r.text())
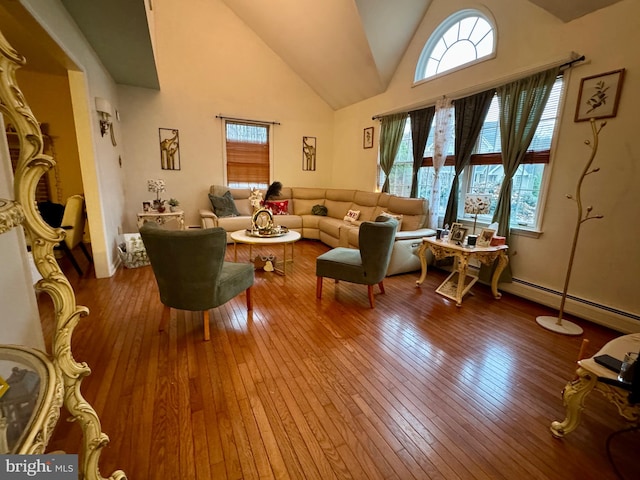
top-left (464, 194), bottom-right (491, 215)
top-left (95, 97), bottom-right (112, 116)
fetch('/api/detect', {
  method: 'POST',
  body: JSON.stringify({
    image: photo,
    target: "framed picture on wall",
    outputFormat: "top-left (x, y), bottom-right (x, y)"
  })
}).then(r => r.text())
top-left (574, 69), bottom-right (625, 122)
top-left (302, 136), bottom-right (316, 171)
top-left (363, 127), bottom-right (374, 149)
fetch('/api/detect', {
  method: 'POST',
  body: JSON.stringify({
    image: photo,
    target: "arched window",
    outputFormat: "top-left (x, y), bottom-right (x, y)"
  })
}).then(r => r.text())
top-left (415, 9), bottom-right (496, 83)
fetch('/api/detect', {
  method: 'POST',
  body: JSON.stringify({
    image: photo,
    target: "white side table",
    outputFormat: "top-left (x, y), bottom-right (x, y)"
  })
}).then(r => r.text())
top-left (137, 209), bottom-right (185, 230)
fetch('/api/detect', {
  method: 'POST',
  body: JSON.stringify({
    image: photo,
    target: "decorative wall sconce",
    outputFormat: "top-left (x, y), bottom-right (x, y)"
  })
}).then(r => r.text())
top-left (95, 97), bottom-right (117, 146)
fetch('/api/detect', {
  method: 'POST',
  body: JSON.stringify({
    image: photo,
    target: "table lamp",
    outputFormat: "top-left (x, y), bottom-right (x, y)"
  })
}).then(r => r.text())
top-left (464, 194), bottom-right (491, 234)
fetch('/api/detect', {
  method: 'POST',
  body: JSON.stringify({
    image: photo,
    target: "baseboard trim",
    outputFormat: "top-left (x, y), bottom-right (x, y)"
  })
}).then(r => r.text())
top-left (502, 278), bottom-right (640, 334)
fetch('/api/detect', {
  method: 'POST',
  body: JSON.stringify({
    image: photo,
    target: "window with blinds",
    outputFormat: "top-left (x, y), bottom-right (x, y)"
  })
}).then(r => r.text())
top-left (225, 121), bottom-right (270, 188)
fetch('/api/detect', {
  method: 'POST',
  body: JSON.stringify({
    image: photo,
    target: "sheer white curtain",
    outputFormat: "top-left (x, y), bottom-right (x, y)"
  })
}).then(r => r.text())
top-left (429, 97), bottom-right (453, 228)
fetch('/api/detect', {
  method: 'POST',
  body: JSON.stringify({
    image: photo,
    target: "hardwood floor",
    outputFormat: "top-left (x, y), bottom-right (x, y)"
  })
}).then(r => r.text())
top-left (42, 240), bottom-right (638, 479)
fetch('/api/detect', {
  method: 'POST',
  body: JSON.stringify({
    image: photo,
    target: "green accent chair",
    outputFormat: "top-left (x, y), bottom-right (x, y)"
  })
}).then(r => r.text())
top-left (140, 222), bottom-right (254, 341)
top-left (316, 216), bottom-right (398, 308)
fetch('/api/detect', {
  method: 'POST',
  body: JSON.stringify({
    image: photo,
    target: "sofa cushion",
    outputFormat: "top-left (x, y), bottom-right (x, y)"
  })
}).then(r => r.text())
top-left (208, 191), bottom-right (239, 217)
top-left (292, 187), bottom-right (326, 199)
top-left (353, 190), bottom-right (381, 207)
top-left (379, 211), bottom-right (403, 230)
top-left (386, 196), bottom-right (428, 231)
top-left (324, 199), bottom-right (352, 219)
top-left (294, 198), bottom-right (323, 215)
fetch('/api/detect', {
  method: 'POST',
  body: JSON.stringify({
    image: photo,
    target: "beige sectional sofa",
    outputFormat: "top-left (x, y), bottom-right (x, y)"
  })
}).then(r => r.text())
top-left (199, 185), bottom-right (436, 275)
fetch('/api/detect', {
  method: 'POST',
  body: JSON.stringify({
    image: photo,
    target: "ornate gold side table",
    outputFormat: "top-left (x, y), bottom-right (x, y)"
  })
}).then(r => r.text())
top-left (416, 237), bottom-right (509, 306)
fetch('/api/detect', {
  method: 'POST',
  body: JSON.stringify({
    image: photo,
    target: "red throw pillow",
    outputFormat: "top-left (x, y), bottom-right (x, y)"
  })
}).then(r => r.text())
top-left (264, 200), bottom-right (289, 215)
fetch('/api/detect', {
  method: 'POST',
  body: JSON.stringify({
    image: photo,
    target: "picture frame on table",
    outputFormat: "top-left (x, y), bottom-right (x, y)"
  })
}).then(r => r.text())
top-left (574, 69), bottom-right (625, 122)
top-left (363, 127), bottom-right (374, 149)
top-left (450, 226), bottom-right (468, 245)
top-left (477, 228), bottom-right (496, 247)
top-left (142, 201), bottom-right (151, 212)
top-left (448, 222), bottom-right (463, 242)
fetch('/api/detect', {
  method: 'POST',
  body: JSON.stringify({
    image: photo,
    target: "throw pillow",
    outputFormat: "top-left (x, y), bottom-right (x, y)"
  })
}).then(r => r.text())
top-left (380, 211), bottom-right (403, 231)
top-left (343, 209), bottom-right (360, 223)
top-left (208, 191), bottom-right (239, 217)
top-left (311, 204), bottom-right (328, 216)
top-left (264, 200), bottom-right (289, 215)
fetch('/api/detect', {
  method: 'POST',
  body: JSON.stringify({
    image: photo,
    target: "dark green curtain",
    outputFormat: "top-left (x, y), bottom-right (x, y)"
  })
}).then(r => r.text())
top-left (493, 67), bottom-right (559, 242)
top-left (409, 107), bottom-right (435, 198)
top-left (443, 89), bottom-right (495, 227)
top-left (379, 113), bottom-right (408, 193)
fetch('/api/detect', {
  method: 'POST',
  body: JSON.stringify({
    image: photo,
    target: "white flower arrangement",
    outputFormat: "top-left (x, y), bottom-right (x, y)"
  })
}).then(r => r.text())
top-left (147, 179), bottom-right (166, 201)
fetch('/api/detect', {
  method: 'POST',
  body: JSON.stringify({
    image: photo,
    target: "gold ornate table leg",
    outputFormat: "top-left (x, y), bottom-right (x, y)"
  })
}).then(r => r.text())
top-left (415, 241), bottom-right (429, 286)
top-left (490, 251), bottom-right (509, 299)
top-left (455, 255), bottom-right (470, 307)
top-left (550, 366), bottom-right (598, 438)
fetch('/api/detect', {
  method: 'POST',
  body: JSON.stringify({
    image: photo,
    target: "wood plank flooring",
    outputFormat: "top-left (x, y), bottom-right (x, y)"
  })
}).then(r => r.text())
top-left (41, 239), bottom-right (639, 479)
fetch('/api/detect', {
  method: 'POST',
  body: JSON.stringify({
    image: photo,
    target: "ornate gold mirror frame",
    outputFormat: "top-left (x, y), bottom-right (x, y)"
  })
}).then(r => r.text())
top-left (0, 29), bottom-right (126, 479)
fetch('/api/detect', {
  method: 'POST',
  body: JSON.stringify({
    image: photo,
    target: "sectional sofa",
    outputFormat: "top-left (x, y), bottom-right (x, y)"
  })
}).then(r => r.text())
top-left (199, 185), bottom-right (436, 276)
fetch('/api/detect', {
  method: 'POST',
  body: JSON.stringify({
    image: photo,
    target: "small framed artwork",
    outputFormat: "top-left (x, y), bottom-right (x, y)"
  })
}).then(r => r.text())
top-left (302, 136), bottom-right (316, 171)
top-left (448, 222), bottom-right (463, 241)
top-left (363, 126), bottom-right (374, 149)
top-left (159, 128), bottom-right (181, 170)
top-left (450, 226), bottom-right (468, 245)
top-left (142, 201), bottom-right (151, 212)
top-left (574, 69), bottom-right (625, 122)
top-left (477, 228), bottom-right (496, 247)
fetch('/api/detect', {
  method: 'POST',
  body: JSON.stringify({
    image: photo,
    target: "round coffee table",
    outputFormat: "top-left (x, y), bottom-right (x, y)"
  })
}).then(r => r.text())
top-left (230, 229), bottom-right (301, 275)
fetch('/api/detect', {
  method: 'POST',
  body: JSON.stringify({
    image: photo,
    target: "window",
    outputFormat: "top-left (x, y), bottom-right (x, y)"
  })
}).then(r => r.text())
top-left (415, 10), bottom-right (495, 83)
top-left (381, 122), bottom-right (455, 216)
top-left (464, 76), bottom-right (564, 228)
top-left (225, 121), bottom-right (270, 188)
top-left (384, 75), bottom-right (565, 231)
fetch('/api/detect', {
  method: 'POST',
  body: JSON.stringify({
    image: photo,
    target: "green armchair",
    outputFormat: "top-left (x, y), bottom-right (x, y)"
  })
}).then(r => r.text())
top-left (315, 216), bottom-right (398, 308)
top-left (139, 223), bottom-right (254, 340)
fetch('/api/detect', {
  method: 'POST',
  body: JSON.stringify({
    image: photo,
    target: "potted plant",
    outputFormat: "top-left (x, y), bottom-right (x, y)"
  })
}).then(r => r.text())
top-left (168, 198), bottom-right (180, 212)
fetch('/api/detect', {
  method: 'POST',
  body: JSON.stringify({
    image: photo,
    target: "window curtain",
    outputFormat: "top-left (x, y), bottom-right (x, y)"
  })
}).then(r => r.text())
top-left (408, 107), bottom-right (435, 198)
top-left (428, 97), bottom-right (453, 228)
top-left (493, 67), bottom-right (559, 242)
top-left (379, 113), bottom-right (408, 193)
top-left (443, 89), bottom-right (495, 227)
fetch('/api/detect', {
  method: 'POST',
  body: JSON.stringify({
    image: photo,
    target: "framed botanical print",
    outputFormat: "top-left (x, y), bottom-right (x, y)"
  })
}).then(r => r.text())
top-left (574, 69), bottom-right (625, 122)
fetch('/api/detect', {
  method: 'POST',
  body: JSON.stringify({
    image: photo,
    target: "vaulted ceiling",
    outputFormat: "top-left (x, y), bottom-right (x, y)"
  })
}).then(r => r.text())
top-left (9, 0), bottom-right (625, 110)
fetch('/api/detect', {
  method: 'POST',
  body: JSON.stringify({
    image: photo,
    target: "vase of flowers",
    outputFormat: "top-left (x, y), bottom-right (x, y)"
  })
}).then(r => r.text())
top-left (148, 179), bottom-right (166, 212)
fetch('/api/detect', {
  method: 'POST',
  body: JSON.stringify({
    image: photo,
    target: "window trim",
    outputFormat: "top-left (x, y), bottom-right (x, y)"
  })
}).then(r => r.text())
top-left (414, 8), bottom-right (497, 86)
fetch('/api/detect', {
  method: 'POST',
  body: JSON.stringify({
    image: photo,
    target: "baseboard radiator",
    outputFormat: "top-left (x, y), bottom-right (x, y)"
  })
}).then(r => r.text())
top-left (502, 277), bottom-right (640, 334)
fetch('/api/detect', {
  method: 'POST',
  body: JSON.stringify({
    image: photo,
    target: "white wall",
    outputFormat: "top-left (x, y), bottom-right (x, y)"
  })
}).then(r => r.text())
top-left (334, 0), bottom-right (640, 331)
top-left (118, 0), bottom-right (335, 232)
top-left (0, 115), bottom-right (44, 349)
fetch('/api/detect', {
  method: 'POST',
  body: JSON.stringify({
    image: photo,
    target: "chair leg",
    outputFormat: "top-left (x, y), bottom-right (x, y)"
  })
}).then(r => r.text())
top-left (246, 287), bottom-right (253, 310)
top-left (61, 243), bottom-right (83, 276)
top-left (378, 281), bottom-right (385, 295)
top-left (203, 309), bottom-right (211, 342)
top-left (79, 242), bottom-right (93, 263)
top-left (368, 285), bottom-right (375, 308)
top-left (316, 277), bottom-right (323, 299)
top-left (159, 305), bottom-right (170, 332)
